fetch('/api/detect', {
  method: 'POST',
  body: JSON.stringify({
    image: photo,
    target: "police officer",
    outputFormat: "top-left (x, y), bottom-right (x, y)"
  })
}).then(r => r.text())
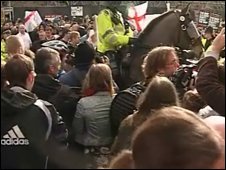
top-left (96, 6), bottom-right (136, 88)
top-left (201, 26), bottom-right (215, 51)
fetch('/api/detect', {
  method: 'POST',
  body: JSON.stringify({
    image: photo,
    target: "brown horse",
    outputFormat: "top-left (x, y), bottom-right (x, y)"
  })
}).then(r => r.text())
top-left (120, 4), bottom-right (203, 89)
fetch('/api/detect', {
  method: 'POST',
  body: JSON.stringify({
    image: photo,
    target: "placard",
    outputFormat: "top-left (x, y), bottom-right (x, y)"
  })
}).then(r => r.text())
top-left (199, 11), bottom-right (209, 24)
top-left (71, 6), bottom-right (83, 16)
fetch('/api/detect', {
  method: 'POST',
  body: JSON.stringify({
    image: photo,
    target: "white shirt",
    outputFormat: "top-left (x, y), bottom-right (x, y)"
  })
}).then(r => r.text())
top-left (17, 32), bottom-right (32, 50)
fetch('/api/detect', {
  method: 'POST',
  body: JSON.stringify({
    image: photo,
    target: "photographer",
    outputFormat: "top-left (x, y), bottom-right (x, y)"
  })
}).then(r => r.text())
top-left (196, 28), bottom-right (225, 116)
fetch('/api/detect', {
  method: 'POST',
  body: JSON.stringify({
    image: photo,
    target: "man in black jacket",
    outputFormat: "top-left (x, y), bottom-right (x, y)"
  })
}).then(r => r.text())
top-left (32, 47), bottom-right (80, 143)
top-left (1, 54), bottom-right (68, 169)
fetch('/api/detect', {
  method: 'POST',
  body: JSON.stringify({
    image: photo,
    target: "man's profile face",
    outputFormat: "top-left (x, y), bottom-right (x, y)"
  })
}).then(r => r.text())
top-left (163, 52), bottom-right (180, 77)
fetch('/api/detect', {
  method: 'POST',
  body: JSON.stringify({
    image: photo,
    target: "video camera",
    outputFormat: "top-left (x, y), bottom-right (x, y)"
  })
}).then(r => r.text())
top-left (170, 63), bottom-right (197, 91)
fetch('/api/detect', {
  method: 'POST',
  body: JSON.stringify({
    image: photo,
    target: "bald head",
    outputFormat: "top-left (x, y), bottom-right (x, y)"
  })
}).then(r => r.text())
top-left (6, 35), bottom-right (25, 56)
top-left (204, 116), bottom-right (225, 140)
top-left (19, 24), bottom-right (26, 34)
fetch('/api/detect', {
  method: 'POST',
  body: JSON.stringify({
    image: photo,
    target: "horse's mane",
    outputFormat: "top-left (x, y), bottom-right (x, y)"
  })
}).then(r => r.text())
top-left (138, 10), bottom-right (177, 40)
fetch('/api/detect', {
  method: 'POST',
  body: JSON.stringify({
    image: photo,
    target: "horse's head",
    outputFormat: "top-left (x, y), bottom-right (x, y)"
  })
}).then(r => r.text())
top-left (135, 4), bottom-right (203, 58)
top-left (175, 4), bottom-right (204, 59)
top-left (123, 4), bottom-right (204, 87)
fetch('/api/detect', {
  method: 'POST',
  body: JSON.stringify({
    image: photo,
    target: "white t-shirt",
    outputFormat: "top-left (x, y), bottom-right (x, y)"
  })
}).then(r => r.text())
top-left (17, 32), bottom-right (32, 50)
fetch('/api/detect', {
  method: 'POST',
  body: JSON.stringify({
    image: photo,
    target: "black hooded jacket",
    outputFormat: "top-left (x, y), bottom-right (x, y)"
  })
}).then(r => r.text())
top-left (1, 86), bottom-right (52, 169)
top-left (1, 86), bottom-right (69, 169)
top-left (32, 74), bottom-right (80, 134)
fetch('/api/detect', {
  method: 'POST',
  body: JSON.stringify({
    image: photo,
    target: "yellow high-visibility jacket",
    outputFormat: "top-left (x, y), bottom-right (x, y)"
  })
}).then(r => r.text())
top-left (96, 8), bottom-right (133, 53)
top-left (1, 40), bottom-right (8, 62)
top-left (201, 37), bottom-right (207, 50)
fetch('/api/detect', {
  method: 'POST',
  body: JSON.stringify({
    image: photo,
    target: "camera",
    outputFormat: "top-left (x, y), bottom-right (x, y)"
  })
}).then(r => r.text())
top-left (170, 64), bottom-right (197, 90)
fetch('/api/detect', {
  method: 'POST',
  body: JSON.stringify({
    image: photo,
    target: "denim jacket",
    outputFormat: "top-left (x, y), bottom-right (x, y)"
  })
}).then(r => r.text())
top-left (72, 91), bottom-right (113, 146)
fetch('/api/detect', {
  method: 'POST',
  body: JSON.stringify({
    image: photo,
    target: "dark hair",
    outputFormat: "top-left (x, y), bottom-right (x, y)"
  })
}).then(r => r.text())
top-left (57, 28), bottom-right (70, 40)
top-left (2, 29), bottom-right (11, 35)
top-left (74, 41), bottom-right (95, 66)
top-left (39, 23), bottom-right (46, 30)
top-left (4, 54), bottom-right (34, 87)
top-left (46, 24), bottom-right (54, 30)
top-left (205, 26), bottom-right (213, 34)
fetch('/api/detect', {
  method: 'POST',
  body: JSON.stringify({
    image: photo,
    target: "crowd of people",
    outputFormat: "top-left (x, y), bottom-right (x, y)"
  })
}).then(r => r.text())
top-left (1, 6), bottom-right (225, 169)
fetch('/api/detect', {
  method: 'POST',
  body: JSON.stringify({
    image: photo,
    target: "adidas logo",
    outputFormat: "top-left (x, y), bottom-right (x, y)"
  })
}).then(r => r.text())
top-left (1, 125), bottom-right (29, 145)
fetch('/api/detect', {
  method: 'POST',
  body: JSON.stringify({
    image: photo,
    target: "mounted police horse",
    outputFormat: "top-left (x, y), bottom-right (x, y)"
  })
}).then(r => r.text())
top-left (119, 4), bottom-right (203, 89)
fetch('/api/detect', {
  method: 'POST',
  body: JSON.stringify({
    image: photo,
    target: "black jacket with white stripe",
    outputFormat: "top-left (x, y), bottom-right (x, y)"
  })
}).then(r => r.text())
top-left (1, 86), bottom-right (68, 169)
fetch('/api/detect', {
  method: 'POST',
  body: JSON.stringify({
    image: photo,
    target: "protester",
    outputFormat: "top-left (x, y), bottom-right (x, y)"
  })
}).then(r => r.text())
top-left (72, 63), bottom-right (115, 148)
top-left (1, 54), bottom-right (68, 169)
top-left (111, 76), bottom-right (180, 154)
top-left (17, 24), bottom-right (32, 49)
top-left (109, 106), bottom-right (224, 169)
top-left (30, 30), bottom-right (47, 53)
top-left (110, 46), bottom-right (180, 137)
top-left (196, 28), bottom-right (225, 116)
top-left (72, 63), bottom-right (116, 168)
top-left (59, 41), bottom-right (95, 87)
top-left (5, 35), bottom-right (25, 59)
top-left (32, 47), bottom-right (80, 142)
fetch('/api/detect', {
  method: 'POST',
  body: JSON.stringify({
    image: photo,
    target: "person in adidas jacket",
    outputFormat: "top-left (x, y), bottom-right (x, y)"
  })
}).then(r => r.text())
top-left (1, 54), bottom-right (68, 169)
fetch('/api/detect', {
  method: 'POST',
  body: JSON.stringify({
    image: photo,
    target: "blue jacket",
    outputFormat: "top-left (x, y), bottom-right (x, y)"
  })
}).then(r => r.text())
top-left (59, 66), bottom-right (90, 87)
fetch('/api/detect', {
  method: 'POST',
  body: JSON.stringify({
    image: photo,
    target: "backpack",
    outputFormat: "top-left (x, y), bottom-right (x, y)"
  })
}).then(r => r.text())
top-left (34, 99), bottom-right (53, 141)
top-left (9, 87), bottom-right (53, 141)
top-left (110, 82), bottom-right (145, 137)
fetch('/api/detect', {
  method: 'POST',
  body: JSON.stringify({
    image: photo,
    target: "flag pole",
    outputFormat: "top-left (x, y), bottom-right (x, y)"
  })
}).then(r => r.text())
top-left (166, 1), bottom-right (170, 11)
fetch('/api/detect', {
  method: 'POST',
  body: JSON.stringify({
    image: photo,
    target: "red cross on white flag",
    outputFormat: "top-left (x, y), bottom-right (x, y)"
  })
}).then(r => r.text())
top-left (128, 1), bottom-right (148, 32)
top-left (24, 11), bottom-right (42, 32)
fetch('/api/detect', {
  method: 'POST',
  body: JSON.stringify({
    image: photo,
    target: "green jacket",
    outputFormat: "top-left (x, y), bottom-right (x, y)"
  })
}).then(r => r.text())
top-left (96, 9), bottom-right (133, 53)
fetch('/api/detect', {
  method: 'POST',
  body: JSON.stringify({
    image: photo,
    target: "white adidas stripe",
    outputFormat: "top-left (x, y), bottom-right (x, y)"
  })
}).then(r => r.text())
top-left (13, 125), bottom-right (25, 138)
top-left (8, 130), bottom-right (17, 138)
top-left (3, 125), bottom-right (25, 139)
top-left (3, 134), bottom-right (10, 139)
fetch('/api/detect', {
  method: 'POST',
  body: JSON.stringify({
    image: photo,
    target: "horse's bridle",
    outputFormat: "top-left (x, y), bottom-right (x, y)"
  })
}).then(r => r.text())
top-left (174, 10), bottom-right (202, 48)
top-left (134, 10), bottom-right (202, 50)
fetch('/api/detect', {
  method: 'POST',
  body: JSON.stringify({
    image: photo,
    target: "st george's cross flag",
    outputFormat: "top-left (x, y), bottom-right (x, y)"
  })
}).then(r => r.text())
top-left (128, 1), bottom-right (148, 32)
top-left (24, 11), bottom-right (42, 32)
